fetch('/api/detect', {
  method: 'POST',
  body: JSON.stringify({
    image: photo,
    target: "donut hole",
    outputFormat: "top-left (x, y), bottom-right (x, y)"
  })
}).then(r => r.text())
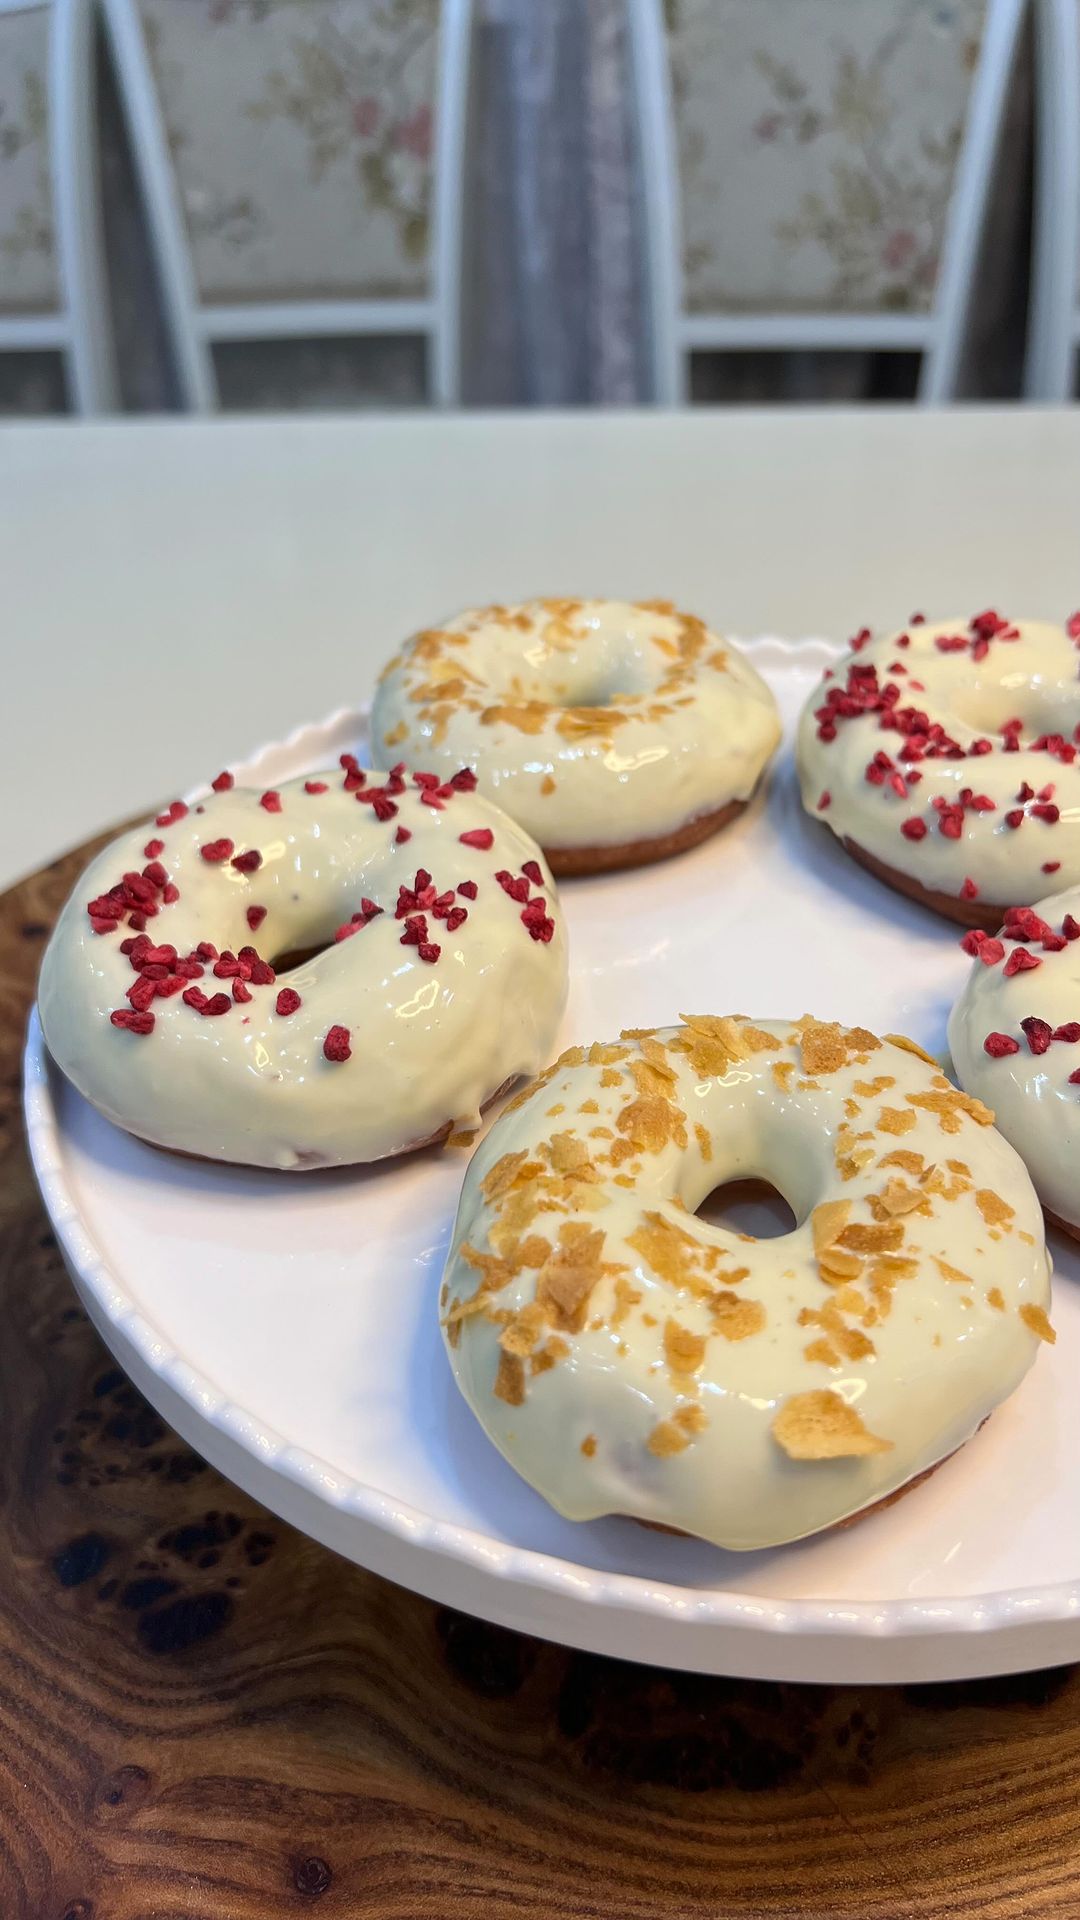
top-left (948, 681), bottom-right (1080, 740)
top-left (695, 1177), bottom-right (797, 1240)
top-left (269, 941), bottom-right (328, 975)
top-left (508, 630), bottom-right (657, 709)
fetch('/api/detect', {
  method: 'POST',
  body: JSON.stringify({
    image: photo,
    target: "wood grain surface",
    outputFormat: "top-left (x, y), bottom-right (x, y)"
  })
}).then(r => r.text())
top-left (3, 834), bottom-right (1080, 1920)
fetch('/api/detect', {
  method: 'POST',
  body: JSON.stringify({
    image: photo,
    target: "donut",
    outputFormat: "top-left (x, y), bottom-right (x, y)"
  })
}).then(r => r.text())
top-left (441, 1016), bottom-right (1051, 1550)
top-left (796, 611), bottom-right (1080, 928)
top-left (371, 598), bottom-right (781, 873)
top-left (39, 762), bottom-right (568, 1169)
top-left (949, 887), bottom-right (1080, 1237)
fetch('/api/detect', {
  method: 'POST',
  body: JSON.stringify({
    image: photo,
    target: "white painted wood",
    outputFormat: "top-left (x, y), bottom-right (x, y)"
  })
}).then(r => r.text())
top-left (0, 313), bottom-right (68, 348)
top-left (679, 313), bottom-right (934, 352)
top-left (50, 0), bottom-right (118, 410)
top-left (626, 0), bottom-right (684, 404)
top-left (1026, 0), bottom-right (1080, 398)
top-left (100, 0), bottom-right (217, 409)
top-left (630, 0), bottom-right (1025, 405)
top-left (920, 0), bottom-right (1027, 401)
top-left (0, 0), bottom-right (116, 412)
top-left (197, 300), bottom-right (436, 343)
top-left (102, 0), bottom-right (472, 409)
top-left (429, 0), bottom-right (471, 405)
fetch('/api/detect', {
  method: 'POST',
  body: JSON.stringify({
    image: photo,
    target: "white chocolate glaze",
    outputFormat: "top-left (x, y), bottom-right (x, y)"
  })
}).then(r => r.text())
top-left (442, 1016), bottom-right (1051, 1550)
top-left (796, 613), bottom-right (1080, 913)
top-left (949, 887), bottom-right (1080, 1229)
top-left (39, 767), bottom-right (568, 1169)
top-left (371, 598), bottom-right (781, 857)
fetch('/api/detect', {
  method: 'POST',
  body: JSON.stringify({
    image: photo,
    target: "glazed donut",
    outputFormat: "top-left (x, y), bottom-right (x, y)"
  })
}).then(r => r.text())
top-left (371, 598), bottom-right (781, 873)
top-left (797, 611), bottom-right (1080, 928)
top-left (441, 1016), bottom-right (1051, 1550)
top-left (39, 762), bottom-right (568, 1169)
top-left (949, 887), bottom-right (1080, 1238)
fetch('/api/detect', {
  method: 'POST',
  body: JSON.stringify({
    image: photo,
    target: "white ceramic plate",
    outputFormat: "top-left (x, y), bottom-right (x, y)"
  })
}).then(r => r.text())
top-left (24, 640), bottom-right (1080, 1684)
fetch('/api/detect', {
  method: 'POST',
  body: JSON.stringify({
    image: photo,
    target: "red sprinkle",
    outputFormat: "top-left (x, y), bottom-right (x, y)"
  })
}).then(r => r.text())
top-left (324, 1024), bottom-right (351, 1062)
top-left (154, 800), bottom-right (188, 828)
top-left (900, 818), bottom-right (927, 841)
top-left (211, 771), bottom-right (234, 792)
top-left (495, 868), bottom-right (531, 902)
top-left (110, 1009), bottom-right (155, 1035)
top-left (1065, 915), bottom-right (1080, 940)
top-left (246, 905), bottom-right (267, 932)
top-left (1003, 907), bottom-right (1053, 942)
top-left (1003, 948), bottom-right (1043, 977)
top-left (521, 899), bottom-right (556, 942)
top-left (457, 880), bottom-right (478, 900)
top-left (1067, 612), bottom-right (1080, 640)
top-left (395, 826), bottom-right (412, 844)
top-left (1054, 1023), bottom-right (1080, 1042)
top-left (817, 790), bottom-right (831, 810)
top-left (1021, 1016), bottom-right (1054, 1055)
top-left (522, 860), bottom-right (544, 887)
top-left (260, 791), bottom-right (282, 813)
top-left (960, 877), bottom-right (979, 900)
top-left (276, 988), bottom-right (301, 1016)
top-left (418, 942), bottom-right (441, 963)
top-left (143, 838), bottom-right (165, 859)
top-left (984, 1032), bottom-right (1020, 1057)
top-left (1004, 810), bottom-right (1025, 830)
top-left (199, 838), bottom-right (234, 864)
top-left (231, 849), bottom-right (263, 874)
top-left (233, 980), bottom-right (252, 1004)
top-left (1043, 862), bottom-right (1062, 874)
top-left (459, 828), bottom-right (494, 851)
top-left (450, 767), bottom-right (478, 791)
top-left (304, 780), bottom-right (328, 795)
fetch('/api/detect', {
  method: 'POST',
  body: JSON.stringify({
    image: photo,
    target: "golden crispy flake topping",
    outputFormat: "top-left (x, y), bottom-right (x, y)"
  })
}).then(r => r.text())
top-left (616, 1094), bottom-right (686, 1154)
top-left (975, 1188), bottom-right (1015, 1229)
top-left (885, 1032), bottom-right (938, 1065)
top-left (772, 1390), bottom-right (891, 1460)
top-left (710, 1292), bottom-right (767, 1341)
top-left (481, 1150), bottom-right (530, 1202)
top-left (906, 1087), bottom-right (995, 1133)
top-left (987, 1286), bottom-right (1006, 1311)
top-left (664, 1318), bottom-right (707, 1375)
top-left (499, 1303), bottom-right (547, 1356)
top-left (877, 1106), bottom-right (918, 1136)
top-left (536, 1223), bottom-right (608, 1331)
top-left (493, 1350), bottom-right (526, 1407)
top-left (839, 1221), bottom-right (904, 1254)
top-left (1021, 1303), bottom-right (1056, 1344)
top-left (877, 1148), bottom-right (925, 1175)
top-left (934, 1255), bottom-right (973, 1287)
top-left (811, 1200), bottom-right (851, 1256)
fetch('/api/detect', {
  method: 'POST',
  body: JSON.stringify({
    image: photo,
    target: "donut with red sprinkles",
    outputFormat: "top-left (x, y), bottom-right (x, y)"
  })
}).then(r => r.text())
top-left (950, 880), bottom-right (1080, 1236)
top-left (38, 766), bottom-right (568, 1169)
top-left (798, 614), bottom-right (1080, 928)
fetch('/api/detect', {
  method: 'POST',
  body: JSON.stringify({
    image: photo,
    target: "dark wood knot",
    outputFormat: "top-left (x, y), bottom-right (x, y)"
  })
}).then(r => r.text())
top-left (293, 1856), bottom-right (333, 1896)
top-left (95, 1763), bottom-right (151, 1817)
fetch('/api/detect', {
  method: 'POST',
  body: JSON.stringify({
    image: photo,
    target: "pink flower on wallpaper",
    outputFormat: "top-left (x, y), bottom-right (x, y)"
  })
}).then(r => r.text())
top-left (351, 96), bottom-right (381, 139)
top-left (883, 229), bottom-right (917, 269)
top-left (392, 103), bottom-right (433, 161)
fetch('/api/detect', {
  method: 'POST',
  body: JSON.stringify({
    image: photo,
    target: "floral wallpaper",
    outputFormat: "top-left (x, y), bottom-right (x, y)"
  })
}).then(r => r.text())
top-left (0, 6), bottom-right (57, 315)
top-left (139, 0), bottom-right (439, 303)
top-left (665, 0), bottom-right (987, 315)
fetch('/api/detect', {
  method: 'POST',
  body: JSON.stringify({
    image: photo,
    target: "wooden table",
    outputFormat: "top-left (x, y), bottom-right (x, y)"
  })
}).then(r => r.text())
top-left (5, 786), bottom-right (1080, 1919)
top-left (7, 408), bottom-right (1080, 1915)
